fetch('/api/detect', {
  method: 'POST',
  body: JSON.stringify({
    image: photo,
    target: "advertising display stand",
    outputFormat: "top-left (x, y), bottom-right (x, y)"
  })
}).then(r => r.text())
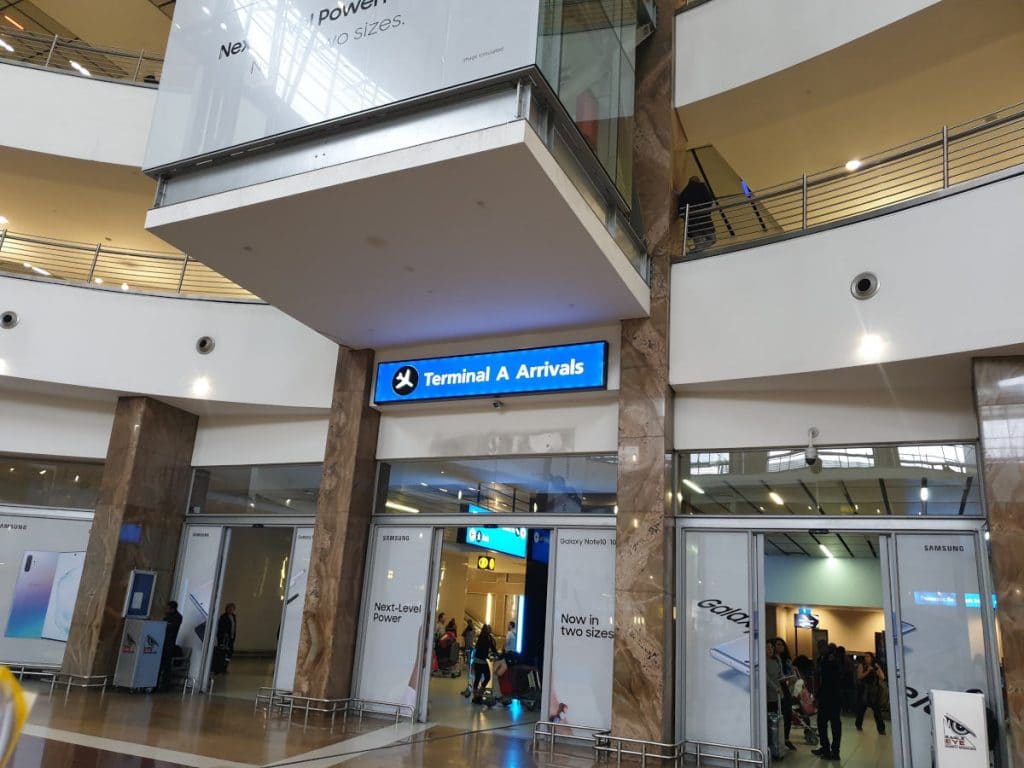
top-left (113, 620), bottom-right (166, 691)
top-left (930, 690), bottom-right (988, 768)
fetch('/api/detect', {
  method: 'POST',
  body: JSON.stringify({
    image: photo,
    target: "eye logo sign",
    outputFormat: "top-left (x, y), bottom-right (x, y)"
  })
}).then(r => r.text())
top-left (391, 366), bottom-right (418, 396)
top-left (943, 714), bottom-right (977, 751)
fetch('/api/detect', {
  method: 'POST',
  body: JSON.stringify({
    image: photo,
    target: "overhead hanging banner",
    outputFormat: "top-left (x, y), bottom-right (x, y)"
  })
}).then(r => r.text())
top-left (145, 0), bottom-right (540, 169)
top-left (374, 342), bottom-right (609, 404)
top-left (548, 529), bottom-right (616, 731)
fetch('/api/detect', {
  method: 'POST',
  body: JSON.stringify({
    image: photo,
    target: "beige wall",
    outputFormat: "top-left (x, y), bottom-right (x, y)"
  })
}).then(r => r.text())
top-left (770, 604), bottom-right (885, 658)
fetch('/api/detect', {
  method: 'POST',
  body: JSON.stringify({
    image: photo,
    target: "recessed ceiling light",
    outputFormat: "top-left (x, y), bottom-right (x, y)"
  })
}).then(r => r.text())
top-left (74, 475), bottom-right (80, 483)
top-left (845, 159), bottom-right (862, 171)
top-left (819, 544), bottom-right (835, 558)
top-left (94, 277), bottom-right (103, 284)
top-left (0, 215), bottom-right (8, 225)
top-left (121, 282), bottom-right (130, 291)
top-left (769, 491), bottom-right (784, 505)
top-left (38, 469), bottom-right (47, 475)
top-left (0, 38), bottom-right (12, 53)
top-left (856, 333), bottom-right (886, 362)
top-left (3, 15), bottom-right (24, 30)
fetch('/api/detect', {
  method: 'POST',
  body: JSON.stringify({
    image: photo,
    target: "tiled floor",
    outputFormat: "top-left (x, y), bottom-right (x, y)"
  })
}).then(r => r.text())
top-left (7, 680), bottom-right (893, 768)
top-left (780, 715), bottom-right (894, 768)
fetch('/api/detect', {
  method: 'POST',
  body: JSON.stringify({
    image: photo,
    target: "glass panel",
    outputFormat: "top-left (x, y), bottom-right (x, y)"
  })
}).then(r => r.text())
top-left (683, 531), bottom-right (753, 748)
top-left (189, 464), bottom-right (323, 515)
top-left (677, 443), bottom-right (983, 517)
top-left (379, 455), bottom-right (617, 515)
top-left (536, 0), bottom-right (636, 200)
top-left (0, 455), bottom-right (103, 509)
top-left (894, 533), bottom-right (993, 766)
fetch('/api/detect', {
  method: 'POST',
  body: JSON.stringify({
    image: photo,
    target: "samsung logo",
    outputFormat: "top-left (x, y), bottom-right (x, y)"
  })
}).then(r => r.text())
top-left (924, 545), bottom-right (965, 552)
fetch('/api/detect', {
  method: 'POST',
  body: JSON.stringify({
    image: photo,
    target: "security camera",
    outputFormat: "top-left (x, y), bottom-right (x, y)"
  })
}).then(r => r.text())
top-left (492, 400), bottom-right (505, 409)
top-left (805, 427), bottom-right (820, 467)
top-left (0, 310), bottom-right (17, 329)
top-left (195, 335), bottom-right (216, 354)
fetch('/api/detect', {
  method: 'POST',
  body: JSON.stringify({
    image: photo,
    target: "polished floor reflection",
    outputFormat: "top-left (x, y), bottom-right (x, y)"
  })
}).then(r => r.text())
top-left (780, 715), bottom-right (893, 768)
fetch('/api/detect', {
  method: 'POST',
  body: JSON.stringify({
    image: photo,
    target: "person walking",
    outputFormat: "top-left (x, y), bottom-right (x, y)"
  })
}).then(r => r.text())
top-left (855, 652), bottom-right (887, 734)
top-left (471, 624), bottom-right (498, 703)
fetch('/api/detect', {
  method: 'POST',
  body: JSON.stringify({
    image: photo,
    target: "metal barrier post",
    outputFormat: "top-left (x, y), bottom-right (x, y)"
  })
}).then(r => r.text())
top-left (176, 255), bottom-right (189, 292)
top-left (801, 173), bottom-right (808, 229)
top-left (0, 228), bottom-right (6, 252)
top-left (44, 34), bottom-right (58, 67)
top-left (681, 203), bottom-right (690, 257)
top-left (132, 49), bottom-right (145, 81)
top-left (86, 244), bottom-right (101, 283)
top-left (942, 125), bottom-right (949, 188)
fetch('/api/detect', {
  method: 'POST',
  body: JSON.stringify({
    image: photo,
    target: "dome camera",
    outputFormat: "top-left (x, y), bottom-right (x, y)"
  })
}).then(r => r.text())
top-left (196, 336), bottom-right (216, 355)
top-left (805, 426), bottom-right (821, 467)
top-left (851, 272), bottom-right (879, 300)
top-left (0, 310), bottom-right (18, 329)
top-left (492, 400), bottom-right (505, 410)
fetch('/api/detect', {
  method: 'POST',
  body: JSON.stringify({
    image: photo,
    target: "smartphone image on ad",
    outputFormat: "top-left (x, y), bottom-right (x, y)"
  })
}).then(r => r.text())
top-left (285, 569), bottom-right (307, 605)
top-left (710, 635), bottom-right (751, 675)
top-left (41, 552), bottom-right (86, 642)
top-left (6, 551), bottom-right (59, 639)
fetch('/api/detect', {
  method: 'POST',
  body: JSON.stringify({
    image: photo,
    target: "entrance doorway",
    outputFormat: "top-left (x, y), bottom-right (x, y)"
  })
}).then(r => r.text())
top-left (424, 526), bottom-right (549, 731)
top-left (763, 532), bottom-right (894, 767)
top-left (679, 521), bottom-right (1003, 768)
top-left (208, 526), bottom-right (293, 699)
top-left (173, 523), bottom-right (312, 697)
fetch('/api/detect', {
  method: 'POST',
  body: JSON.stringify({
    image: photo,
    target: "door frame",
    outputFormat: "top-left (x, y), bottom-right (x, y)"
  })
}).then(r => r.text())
top-left (361, 514), bottom-right (616, 724)
top-left (675, 515), bottom-right (998, 766)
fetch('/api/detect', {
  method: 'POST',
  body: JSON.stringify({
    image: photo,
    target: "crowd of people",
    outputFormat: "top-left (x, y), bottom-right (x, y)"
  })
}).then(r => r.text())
top-left (433, 612), bottom-right (518, 704)
top-left (765, 637), bottom-right (887, 762)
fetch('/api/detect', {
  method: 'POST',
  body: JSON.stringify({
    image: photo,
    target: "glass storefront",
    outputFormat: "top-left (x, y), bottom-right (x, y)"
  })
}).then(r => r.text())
top-left (377, 454), bottom-right (617, 515)
top-left (188, 464), bottom-right (323, 516)
top-left (676, 443), bottom-right (982, 517)
top-left (0, 454), bottom-right (103, 509)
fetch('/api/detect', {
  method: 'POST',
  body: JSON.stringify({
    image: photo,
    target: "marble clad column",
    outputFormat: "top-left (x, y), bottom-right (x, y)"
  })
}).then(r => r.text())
top-left (974, 357), bottom-right (1024, 766)
top-left (294, 347), bottom-right (380, 699)
top-left (63, 397), bottom-right (197, 677)
top-left (612, 0), bottom-right (678, 742)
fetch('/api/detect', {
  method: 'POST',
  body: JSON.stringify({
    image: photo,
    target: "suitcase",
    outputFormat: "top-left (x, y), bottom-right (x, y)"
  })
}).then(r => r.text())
top-left (768, 702), bottom-right (784, 760)
top-left (211, 646), bottom-right (230, 675)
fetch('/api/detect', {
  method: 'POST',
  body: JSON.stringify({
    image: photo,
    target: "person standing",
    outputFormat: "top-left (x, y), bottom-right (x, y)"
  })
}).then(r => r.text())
top-left (505, 621), bottom-right (517, 654)
top-left (214, 603), bottom-right (237, 674)
top-left (812, 644), bottom-right (844, 761)
top-left (677, 175), bottom-right (716, 251)
top-left (774, 637), bottom-right (798, 751)
top-left (855, 652), bottom-right (887, 734)
top-left (158, 601), bottom-right (184, 691)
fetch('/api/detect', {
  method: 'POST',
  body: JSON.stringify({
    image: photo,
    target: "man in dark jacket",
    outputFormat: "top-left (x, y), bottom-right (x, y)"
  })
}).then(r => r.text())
top-left (813, 644), bottom-right (846, 761)
top-left (678, 176), bottom-right (716, 251)
top-left (158, 601), bottom-right (184, 691)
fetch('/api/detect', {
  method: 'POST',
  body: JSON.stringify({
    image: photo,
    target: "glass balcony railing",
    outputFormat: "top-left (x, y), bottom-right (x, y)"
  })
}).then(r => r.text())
top-left (678, 100), bottom-right (1024, 259)
top-left (0, 229), bottom-right (257, 301)
top-left (0, 29), bottom-right (163, 84)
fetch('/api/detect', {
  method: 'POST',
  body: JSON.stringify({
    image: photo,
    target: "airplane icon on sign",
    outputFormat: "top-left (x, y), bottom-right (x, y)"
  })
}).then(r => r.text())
top-left (391, 366), bottom-right (418, 395)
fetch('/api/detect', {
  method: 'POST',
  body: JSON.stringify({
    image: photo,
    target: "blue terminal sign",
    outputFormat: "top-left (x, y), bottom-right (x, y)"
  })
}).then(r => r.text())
top-left (374, 341), bottom-right (608, 404)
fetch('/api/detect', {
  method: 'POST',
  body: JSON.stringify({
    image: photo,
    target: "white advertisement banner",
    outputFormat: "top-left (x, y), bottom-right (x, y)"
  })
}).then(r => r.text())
top-left (145, 0), bottom-right (540, 169)
top-left (683, 531), bottom-right (753, 748)
top-left (548, 528), bottom-right (615, 731)
top-left (274, 527), bottom-right (313, 690)
top-left (355, 527), bottom-right (432, 709)
top-left (895, 534), bottom-right (991, 767)
top-left (174, 526), bottom-right (224, 681)
top-left (0, 511), bottom-right (91, 665)
top-left (931, 690), bottom-right (989, 768)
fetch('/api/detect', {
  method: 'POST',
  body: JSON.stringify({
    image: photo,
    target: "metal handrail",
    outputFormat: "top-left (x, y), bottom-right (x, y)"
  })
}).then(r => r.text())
top-left (532, 722), bottom-right (766, 768)
top-left (679, 99), bottom-right (1024, 259)
top-left (0, 28), bottom-right (163, 84)
top-left (0, 229), bottom-right (260, 302)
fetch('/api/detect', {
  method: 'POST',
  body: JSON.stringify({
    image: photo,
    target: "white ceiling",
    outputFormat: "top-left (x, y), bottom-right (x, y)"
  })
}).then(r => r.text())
top-left (678, 0), bottom-right (1024, 192)
top-left (148, 129), bottom-right (650, 349)
top-left (2, 0), bottom-right (171, 54)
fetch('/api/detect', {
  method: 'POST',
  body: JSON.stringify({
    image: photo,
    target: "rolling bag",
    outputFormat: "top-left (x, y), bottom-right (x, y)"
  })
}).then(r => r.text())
top-left (768, 701), bottom-right (784, 760)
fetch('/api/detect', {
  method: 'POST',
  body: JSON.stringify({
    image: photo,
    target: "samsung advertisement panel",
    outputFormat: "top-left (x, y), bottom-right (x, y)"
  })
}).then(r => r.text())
top-left (374, 341), bottom-right (608, 404)
top-left (145, 0), bottom-right (540, 169)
